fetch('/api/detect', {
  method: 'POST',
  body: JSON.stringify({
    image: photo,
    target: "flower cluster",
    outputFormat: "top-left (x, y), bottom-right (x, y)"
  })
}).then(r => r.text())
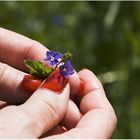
top-left (44, 50), bottom-right (74, 78)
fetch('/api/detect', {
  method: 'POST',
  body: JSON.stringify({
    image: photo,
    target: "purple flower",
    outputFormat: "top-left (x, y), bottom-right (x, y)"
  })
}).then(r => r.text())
top-left (44, 50), bottom-right (63, 66)
top-left (59, 60), bottom-right (74, 78)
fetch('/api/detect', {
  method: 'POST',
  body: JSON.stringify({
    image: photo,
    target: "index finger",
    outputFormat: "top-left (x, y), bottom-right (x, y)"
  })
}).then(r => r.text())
top-left (0, 27), bottom-right (48, 71)
top-left (0, 28), bottom-right (80, 101)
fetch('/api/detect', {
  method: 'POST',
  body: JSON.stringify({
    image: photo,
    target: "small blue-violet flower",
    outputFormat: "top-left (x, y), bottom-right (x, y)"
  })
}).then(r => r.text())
top-left (44, 50), bottom-right (63, 66)
top-left (59, 60), bottom-right (74, 78)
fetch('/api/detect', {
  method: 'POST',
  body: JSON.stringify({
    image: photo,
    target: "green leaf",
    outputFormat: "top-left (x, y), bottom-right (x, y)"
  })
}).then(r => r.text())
top-left (24, 59), bottom-right (53, 79)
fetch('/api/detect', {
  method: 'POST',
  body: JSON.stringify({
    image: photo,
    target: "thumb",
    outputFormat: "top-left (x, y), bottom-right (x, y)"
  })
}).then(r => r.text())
top-left (19, 83), bottom-right (70, 138)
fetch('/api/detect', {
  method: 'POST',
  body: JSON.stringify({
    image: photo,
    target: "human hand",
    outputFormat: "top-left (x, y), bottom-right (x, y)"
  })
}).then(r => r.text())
top-left (46, 69), bottom-right (117, 139)
top-left (0, 28), bottom-right (117, 138)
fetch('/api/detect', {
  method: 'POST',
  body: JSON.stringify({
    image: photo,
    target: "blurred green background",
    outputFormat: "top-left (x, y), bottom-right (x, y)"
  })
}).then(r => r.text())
top-left (0, 1), bottom-right (140, 138)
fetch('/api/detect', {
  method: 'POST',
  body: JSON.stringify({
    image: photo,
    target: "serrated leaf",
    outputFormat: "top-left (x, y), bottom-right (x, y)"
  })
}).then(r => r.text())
top-left (24, 59), bottom-right (53, 79)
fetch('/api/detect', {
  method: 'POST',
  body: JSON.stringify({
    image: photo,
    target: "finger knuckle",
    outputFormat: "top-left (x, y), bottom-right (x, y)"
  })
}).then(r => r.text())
top-left (38, 96), bottom-right (60, 119)
top-left (24, 40), bottom-right (45, 60)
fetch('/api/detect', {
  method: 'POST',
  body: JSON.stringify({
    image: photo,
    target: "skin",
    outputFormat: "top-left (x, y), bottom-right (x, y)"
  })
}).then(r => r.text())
top-left (0, 27), bottom-right (117, 138)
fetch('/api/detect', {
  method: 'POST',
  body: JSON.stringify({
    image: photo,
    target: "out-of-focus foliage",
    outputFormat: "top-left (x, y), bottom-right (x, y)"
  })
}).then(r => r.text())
top-left (0, 1), bottom-right (140, 138)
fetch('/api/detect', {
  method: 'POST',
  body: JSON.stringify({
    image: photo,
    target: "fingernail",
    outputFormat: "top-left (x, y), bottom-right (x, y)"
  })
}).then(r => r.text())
top-left (41, 74), bottom-right (68, 94)
top-left (21, 74), bottom-right (42, 94)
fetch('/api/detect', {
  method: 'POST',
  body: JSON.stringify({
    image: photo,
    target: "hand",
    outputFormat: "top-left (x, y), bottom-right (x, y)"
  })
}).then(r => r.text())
top-left (49, 69), bottom-right (117, 138)
top-left (0, 28), bottom-right (117, 138)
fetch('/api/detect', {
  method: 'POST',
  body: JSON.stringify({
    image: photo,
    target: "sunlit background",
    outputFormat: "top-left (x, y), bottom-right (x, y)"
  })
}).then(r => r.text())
top-left (0, 1), bottom-right (140, 138)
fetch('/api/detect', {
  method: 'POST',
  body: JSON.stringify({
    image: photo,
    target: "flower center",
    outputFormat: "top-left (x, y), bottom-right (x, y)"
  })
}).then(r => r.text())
top-left (63, 68), bottom-right (67, 72)
top-left (50, 56), bottom-right (55, 61)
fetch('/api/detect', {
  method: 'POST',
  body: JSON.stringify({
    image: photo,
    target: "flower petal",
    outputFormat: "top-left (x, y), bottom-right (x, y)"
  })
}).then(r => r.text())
top-left (44, 50), bottom-right (62, 66)
top-left (59, 60), bottom-right (74, 78)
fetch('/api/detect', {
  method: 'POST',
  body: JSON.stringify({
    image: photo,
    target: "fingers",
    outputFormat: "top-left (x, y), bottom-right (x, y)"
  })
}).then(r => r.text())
top-left (0, 84), bottom-right (69, 138)
top-left (78, 69), bottom-right (113, 112)
top-left (0, 61), bottom-right (80, 104)
top-left (48, 69), bottom-right (117, 139)
top-left (0, 27), bottom-right (48, 70)
top-left (42, 99), bottom-right (82, 137)
top-left (76, 70), bottom-right (117, 138)
top-left (43, 99), bottom-right (82, 137)
top-left (0, 62), bottom-right (31, 104)
top-left (0, 27), bottom-right (81, 98)
top-left (61, 100), bottom-right (81, 129)
top-left (19, 84), bottom-right (70, 138)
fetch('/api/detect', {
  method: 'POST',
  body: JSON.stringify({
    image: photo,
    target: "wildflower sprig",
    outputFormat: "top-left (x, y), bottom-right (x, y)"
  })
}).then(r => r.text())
top-left (24, 50), bottom-right (74, 79)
